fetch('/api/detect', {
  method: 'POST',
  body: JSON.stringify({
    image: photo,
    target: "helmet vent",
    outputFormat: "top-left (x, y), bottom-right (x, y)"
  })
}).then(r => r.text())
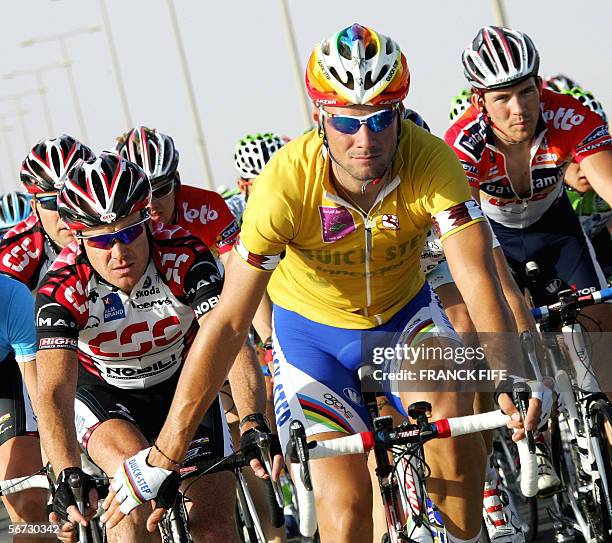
top-left (50, 147), bottom-right (62, 177)
top-left (365, 42), bottom-right (377, 60)
top-left (338, 41), bottom-right (352, 60)
top-left (330, 67), bottom-right (354, 90)
top-left (91, 171), bottom-right (107, 206)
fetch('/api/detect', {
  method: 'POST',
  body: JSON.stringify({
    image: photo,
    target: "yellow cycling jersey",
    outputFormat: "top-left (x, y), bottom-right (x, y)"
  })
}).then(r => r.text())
top-left (237, 121), bottom-right (484, 328)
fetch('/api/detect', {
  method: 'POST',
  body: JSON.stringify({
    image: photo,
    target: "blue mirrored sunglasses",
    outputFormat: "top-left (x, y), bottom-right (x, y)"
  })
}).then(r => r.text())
top-left (76, 217), bottom-right (148, 249)
top-left (35, 195), bottom-right (58, 211)
top-left (321, 108), bottom-right (397, 135)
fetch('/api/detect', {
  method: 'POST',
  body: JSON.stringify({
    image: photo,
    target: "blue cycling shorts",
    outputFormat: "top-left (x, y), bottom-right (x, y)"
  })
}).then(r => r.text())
top-left (270, 283), bottom-right (460, 452)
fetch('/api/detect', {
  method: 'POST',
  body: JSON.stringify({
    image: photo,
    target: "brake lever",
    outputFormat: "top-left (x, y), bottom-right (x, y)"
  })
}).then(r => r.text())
top-left (512, 381), bottom-right (536, 454)
top-left (256, 432), bottom-right (284, 508)
top-left (289, 420), bottom-right (312, 491)
top-left (68, 473), bottom-right (88, 542)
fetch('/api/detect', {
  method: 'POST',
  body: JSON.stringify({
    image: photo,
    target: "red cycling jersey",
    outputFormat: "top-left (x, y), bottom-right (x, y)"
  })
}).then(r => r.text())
top-left (0, 214), bottom-right (59, 291)
top-left (173, 185), bottom-right (239, 254)
top-left (35, 223), bottom-right (223, 389)
top-left (445, 88), bottom-right (612, 228)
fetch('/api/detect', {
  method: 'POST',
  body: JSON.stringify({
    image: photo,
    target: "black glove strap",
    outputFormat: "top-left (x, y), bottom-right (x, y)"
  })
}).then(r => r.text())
top-left (239, 413), bottom-right (270, 431)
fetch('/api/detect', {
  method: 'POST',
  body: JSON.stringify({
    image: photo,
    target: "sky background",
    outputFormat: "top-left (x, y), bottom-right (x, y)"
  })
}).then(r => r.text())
top-left (0, 0), bottom-right (610, 192)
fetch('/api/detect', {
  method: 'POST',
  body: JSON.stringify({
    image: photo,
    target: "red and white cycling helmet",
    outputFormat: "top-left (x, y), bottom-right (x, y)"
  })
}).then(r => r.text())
top-left (462, 27), bottom-right (539, 90)
top-left (305, 23), bottom-right (409, 106)
top-left (115, 126), bottom-right (179, 190)
top-left (58, 152), bottom-right (151, 230)
top-left (20, 134), bottom-right (95, 195)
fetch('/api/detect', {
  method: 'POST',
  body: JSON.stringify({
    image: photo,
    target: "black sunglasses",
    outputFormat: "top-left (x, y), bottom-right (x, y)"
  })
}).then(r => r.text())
top-left (35, 195), bottom-right (58, 211)
top-left (152, 180), bottom-right (176, 200)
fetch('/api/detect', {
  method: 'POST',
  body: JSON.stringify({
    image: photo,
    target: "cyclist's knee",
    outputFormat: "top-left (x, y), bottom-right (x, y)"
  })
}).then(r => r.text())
top-left (310, 452), bottom-right (372, 522)
top-left (2, 489), bottom-right (47, 522)
top-left (184, 472), bottom-right (238, 540)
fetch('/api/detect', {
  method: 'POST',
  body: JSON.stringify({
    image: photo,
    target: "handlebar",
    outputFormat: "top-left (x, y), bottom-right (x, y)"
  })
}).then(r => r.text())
top-left (287, 388), bottom-right (538, 538)
top-left (532, 287), bottom-right (612, 321)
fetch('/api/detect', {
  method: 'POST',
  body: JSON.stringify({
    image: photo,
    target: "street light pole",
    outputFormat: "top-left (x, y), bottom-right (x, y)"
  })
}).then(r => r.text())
top-left (0, 116), bottom-right (19, 190)
top-left (0, 90), bottom-right (38, 152)
top-left (99, 0), bottom-right (132, 129)
top-left (490, 0), bottom-right (509, 27)
top-left (21, 26), bottom-right (101, 142)
top-left (33, 71), bottom-right (54, 136)
top-left (166, 0), bottom-right (214, 189)
top-left (58, 36), bottom-right (88, 141)
top-left (12, 96), bottom-right (30, 150)
top-left (279, 0), bottom-right (311, 128)
top-left (2, 63), bottom-right (66, 136)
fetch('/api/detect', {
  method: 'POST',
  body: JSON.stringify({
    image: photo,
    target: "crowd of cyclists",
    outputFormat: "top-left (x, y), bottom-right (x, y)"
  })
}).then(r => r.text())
top-left (0, 20), bottom-right (610, 543)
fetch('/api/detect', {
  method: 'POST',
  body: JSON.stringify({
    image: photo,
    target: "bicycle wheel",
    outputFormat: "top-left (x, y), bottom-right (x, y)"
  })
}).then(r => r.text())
top-left (159, 493), bottom-right (193, 543)
top-left (492, 429), bottom-right (538, 541)
top-left (588, 399), bottom-right (612, 541)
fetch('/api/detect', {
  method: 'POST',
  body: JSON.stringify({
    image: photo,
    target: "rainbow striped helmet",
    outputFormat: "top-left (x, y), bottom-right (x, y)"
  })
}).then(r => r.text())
top-left (305, 23), bottom-right (409, 106)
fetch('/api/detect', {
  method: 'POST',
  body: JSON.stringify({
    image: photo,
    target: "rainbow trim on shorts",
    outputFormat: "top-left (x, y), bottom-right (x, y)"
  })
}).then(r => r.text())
top-left (297, 393), bottom-right (354, 434)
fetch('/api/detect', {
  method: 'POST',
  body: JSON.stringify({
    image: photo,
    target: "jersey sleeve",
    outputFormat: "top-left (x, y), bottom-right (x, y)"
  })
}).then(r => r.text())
top-left (182, 248), bottom-right (224, 318)
top-left (6, 280), bottom-right (36, 362)
top-left (235, 160), bottom-right (296, 271)
top-left (35, 290), bottom-right (79, 351)
top-left (417, 138), bottom-right (486, 241)
top-left (34, 260), bottom-right (85, 352)
top-left (571, 111), bottom-right (612, 162)
top-left (444, 119), bottom-right (484, 189)
top-left (206, 191), bottom-right (240, 255)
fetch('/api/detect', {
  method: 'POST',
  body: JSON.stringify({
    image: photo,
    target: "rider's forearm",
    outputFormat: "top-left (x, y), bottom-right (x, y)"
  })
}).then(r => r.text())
top-left (37, 375), bottom-right (81, 473)
top-left (228, 340), bottom-right (267, 423)
top-left (251, 291), bottom-right (273, 342)
top-left (155, 319), bottom-right (249, 465)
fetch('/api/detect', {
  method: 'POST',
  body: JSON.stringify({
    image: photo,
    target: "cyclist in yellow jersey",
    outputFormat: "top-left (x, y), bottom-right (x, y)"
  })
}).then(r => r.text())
top-left (104, 24), bottom-right (549, 543)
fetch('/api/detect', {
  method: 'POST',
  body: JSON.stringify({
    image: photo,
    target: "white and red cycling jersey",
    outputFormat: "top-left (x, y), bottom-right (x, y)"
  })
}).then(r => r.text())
top-left (0, 215), bottom-right (59, 291)
top-left (35, 223), bottom-right (223, 389)
top-left (173, 185), bottom-right (239, 255)
top-left (445, 88), bottom-right (612, 228)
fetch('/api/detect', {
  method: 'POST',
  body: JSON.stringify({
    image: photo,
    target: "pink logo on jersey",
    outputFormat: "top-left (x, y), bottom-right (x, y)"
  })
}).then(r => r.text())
top-left (319, 206), bottom-right (356, 243)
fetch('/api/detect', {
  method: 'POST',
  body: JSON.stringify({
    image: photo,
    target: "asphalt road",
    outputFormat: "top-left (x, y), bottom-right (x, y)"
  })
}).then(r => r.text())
top-left (0, 498), bottom-right (560, 542)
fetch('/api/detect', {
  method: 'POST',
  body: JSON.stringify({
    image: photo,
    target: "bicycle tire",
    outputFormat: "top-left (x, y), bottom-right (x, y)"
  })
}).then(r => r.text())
top-left (588, 399), bottom-right (612, 541)
top-left (159, 493), bottom-right (193, 543)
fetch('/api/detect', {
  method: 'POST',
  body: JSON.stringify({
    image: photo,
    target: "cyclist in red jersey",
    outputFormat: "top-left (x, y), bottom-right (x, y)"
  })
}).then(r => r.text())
top-left (35, 153), bottom-right (275, 542)
top-left (0, 135), bottom-right (95, 291)
top-left (445, 27), bottom-right (612, 390)
top-left (115, 127), bottom-right (239, 257)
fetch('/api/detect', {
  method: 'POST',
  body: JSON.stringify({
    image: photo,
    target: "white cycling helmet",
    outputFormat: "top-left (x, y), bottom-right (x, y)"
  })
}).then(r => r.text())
top-left (115, 127), bottom-right (179, 190)
top-left (462, 27), bottom-right (539, 90)
top-left (233, 133), bottom-right (286, 179)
